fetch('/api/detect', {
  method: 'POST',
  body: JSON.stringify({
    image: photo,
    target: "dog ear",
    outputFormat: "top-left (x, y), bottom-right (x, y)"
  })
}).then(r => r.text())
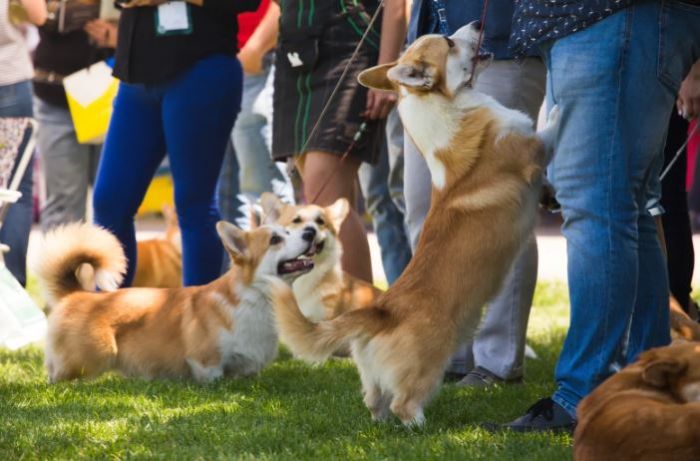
top-left (387, 62), bottom-right (437, 90)
top-left (260, 192), bottom-right (285, 225)
top-left (326, 198), bottom-right (350, 232)
top-left (642, 358), bottom-right (686, 388)
top-left (358, 63), bottom-right (397, 92)
top-left (216, 221), bottom-right (248, 262)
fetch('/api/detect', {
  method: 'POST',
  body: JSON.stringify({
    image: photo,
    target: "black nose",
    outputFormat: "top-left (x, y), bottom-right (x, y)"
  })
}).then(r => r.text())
top-left (302, 227), bottom-right (316, 242)
top-left (471, 20), bottom-right (482, 31)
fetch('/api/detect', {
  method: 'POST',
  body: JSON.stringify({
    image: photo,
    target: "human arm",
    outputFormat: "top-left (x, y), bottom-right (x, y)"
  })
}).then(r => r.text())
top-left (678, 59), bottom-right (700, 120)
top-left (84, 19), bottom-right (118, 48)
top-left (19, 0), bottom-right (46, 25)
top-left (364, 0), bottom-right (407, 120)
top-left (238, 2), bottom-right (280, 75)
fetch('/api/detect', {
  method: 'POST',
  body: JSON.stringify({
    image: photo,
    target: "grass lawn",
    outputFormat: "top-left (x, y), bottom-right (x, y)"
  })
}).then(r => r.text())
top-left (1, 282), bottom-right (572, 461)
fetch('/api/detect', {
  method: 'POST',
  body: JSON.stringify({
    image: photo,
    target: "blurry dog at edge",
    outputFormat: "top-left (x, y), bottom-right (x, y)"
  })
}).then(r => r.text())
top-left (269, 22), bottom-right (557, 426)
top-left (574, 342), bottom-right (700, 461)
top-left (133, 205), bottom-right (182, 288)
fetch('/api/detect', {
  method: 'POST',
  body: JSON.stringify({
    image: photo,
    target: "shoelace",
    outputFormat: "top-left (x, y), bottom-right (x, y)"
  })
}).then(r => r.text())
top-left (525, 398), bottom-right (555, 422)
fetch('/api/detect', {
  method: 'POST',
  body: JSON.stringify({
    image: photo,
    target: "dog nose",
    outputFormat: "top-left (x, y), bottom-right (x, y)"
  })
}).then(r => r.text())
top-left (302, 227), bottom-right (316, 242)
top-left (470, 20), bottom-right (482, 31)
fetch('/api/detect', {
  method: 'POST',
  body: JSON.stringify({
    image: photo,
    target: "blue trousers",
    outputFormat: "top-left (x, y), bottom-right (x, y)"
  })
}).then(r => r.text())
top-left (544, 0), bottom-right (700, 417)
top-left (0, 80), bottom-right (34, 287)
top-left (93, 55), bottom-right (243, 286)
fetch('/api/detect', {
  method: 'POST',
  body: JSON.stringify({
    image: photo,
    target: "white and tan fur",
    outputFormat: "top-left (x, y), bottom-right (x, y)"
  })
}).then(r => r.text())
top-left (260, 193), bottom-right (383, 323)
top-left (271, 22), bottom-right (557, 426)
top-left (35, 221), bottom-right (314, 383)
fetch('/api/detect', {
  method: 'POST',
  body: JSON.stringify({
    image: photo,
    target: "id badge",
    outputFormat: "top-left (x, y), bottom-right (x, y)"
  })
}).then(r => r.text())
top-left (155, 1), bottom-right (192, 36)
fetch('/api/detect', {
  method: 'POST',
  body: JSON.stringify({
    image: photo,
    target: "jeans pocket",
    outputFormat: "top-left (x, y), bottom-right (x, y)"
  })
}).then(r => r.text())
top-left (657, 1), bottom-right (700, 91)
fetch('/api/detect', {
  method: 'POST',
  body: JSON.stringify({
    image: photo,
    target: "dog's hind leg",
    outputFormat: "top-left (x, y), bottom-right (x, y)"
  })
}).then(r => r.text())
top-left (187, 358), bottom-right (224, 383)
top-left (389, 369), bottom-right (444, 427)
top-left (363, 384), bottom-right (392, 422)
top-left (390, 393), bottom-right (426, 428)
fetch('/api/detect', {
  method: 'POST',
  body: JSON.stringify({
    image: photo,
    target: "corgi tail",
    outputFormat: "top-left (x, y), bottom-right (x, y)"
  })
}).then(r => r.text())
top-left (270, 279), bottom-right (390, 363)
top-left (32, 223), bottom-right (127, 305)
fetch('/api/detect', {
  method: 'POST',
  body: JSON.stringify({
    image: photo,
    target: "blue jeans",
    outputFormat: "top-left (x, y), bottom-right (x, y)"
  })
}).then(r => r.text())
top-left (94, 54), bottom-right (243, 287)
top-left (544, 0), bottom-right (700, 417)
top-left (34, 99), bottom-right (101, 230)
top-left (359, 109), bottom-right (411, 284)
top-left (218, 56), bottom-right (293, 230)
top-left (0, 80), bottom-right (34, 287)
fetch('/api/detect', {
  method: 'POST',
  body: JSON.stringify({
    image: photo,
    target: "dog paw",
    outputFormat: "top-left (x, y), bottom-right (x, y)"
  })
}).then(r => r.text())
top-left (546, 105), bottom-right (560, 129)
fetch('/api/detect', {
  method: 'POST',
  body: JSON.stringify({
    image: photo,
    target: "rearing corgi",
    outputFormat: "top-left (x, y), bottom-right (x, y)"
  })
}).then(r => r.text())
top-left (271, 22), bottom-right (557, 426)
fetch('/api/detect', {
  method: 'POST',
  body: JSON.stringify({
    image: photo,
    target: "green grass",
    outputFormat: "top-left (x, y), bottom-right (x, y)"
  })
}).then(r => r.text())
top-left (1, 282), bottom-right (572, 461)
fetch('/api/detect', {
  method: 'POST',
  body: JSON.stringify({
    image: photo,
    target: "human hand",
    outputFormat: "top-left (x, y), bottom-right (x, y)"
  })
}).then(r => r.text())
top-left (363, 89), bottom-right (397, 120)
top-left (237, 44), bottom-right (264, 75)
top-left (677, 59), bottom-right (700, 120)
top-left (84, 20), bottom-right (118, 48)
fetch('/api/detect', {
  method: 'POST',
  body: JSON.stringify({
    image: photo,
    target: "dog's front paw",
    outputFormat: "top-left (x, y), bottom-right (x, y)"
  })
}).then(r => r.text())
top-left (546, 105), bottom-right (560, 130)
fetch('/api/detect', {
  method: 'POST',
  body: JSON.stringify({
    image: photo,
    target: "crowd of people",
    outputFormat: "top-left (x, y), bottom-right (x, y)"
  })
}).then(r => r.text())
top-left (1, 0), bottom-right (700, 433)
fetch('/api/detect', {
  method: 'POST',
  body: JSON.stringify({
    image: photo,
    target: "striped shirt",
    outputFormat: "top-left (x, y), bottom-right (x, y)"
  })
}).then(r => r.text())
top-left (0, 0), bottom-right (33, 86)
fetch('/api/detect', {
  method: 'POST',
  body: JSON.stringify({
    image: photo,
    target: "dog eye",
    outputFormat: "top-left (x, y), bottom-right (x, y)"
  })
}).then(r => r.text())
top-left (270, 235), bottom-right (282, 245)
top-left (315, 217), bottom-right (325, 226)
top-left (292, 217), bottom-right (302, 224)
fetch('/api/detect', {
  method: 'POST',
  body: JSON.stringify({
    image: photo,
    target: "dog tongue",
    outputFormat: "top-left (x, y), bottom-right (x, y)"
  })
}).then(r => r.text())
top-left (280, 259), bottom-right (314, 274)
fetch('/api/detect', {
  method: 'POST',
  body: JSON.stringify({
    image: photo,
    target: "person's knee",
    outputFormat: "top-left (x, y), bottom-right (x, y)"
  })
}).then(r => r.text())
top-left (173, 194), bottom-right (219, 229)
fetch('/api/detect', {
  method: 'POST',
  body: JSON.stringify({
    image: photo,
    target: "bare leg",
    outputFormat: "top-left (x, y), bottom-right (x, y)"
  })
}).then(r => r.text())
top-left (297, 151), bottom-right (372, 282)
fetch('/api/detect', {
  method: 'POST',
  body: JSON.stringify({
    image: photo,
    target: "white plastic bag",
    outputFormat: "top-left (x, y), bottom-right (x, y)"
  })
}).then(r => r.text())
top-left (0, 263), bottom-right (47, 350)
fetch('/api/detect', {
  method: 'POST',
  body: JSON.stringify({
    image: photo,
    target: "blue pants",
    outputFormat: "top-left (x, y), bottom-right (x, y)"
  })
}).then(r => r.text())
top-left (0, 80), bottom-right (34, 287)
top-left (93, 55), bottom-right (243, 286)
top-left (544, 0), bottom-right (700, 417)
top-left (359, 108), bottom-right (411, 285)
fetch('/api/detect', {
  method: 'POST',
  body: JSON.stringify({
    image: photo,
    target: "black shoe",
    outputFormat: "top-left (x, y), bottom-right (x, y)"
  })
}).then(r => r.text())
top-left (443, 371), bottom-right (467, 382)
top-left (501, 397), bottom-right (576, 434)
top-left (456, 366), bottom-right (523, 388)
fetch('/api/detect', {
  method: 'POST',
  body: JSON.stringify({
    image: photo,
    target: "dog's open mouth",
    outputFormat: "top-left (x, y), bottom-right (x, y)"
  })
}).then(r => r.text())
top-left (304, 239), bottom-right (325, 257)
top-left (277, 255), bottom-right (314, 275)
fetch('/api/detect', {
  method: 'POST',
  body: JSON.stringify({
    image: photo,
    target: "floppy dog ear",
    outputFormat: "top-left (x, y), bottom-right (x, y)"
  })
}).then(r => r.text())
top-left (260, 192), bottom-right (285, 225)
top-left (358, 63), bottom-right (397, 92)
top-left (386, 62), bottom-right (438, 90)
top-left (326, 198), bottom-right (350, 232)
top-left (216, 221), bottom-right (248, 262)
top-left (642, 358), bottom-right (686, 388)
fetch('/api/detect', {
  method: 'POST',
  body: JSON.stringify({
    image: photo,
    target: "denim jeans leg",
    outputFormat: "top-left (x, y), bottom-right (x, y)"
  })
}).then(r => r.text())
top-left (385, 108), bottom-right (407, 215)
top-left (546, 0), bottom-right (700, 417)
top-left (0, 80), bottom-right (34, 286)
top-left (359, 111), bottom-right (412, 284)
top-left (233, 60), bottom-right (294, 205)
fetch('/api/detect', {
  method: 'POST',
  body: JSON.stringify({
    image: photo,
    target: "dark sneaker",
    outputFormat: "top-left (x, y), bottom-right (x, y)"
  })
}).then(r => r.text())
top-left (456, 366), bottom-right (522, 388)
top-left (443, 371), bottom-right (467, 383)
top-left (502, 397), bottom-right (576, 433)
